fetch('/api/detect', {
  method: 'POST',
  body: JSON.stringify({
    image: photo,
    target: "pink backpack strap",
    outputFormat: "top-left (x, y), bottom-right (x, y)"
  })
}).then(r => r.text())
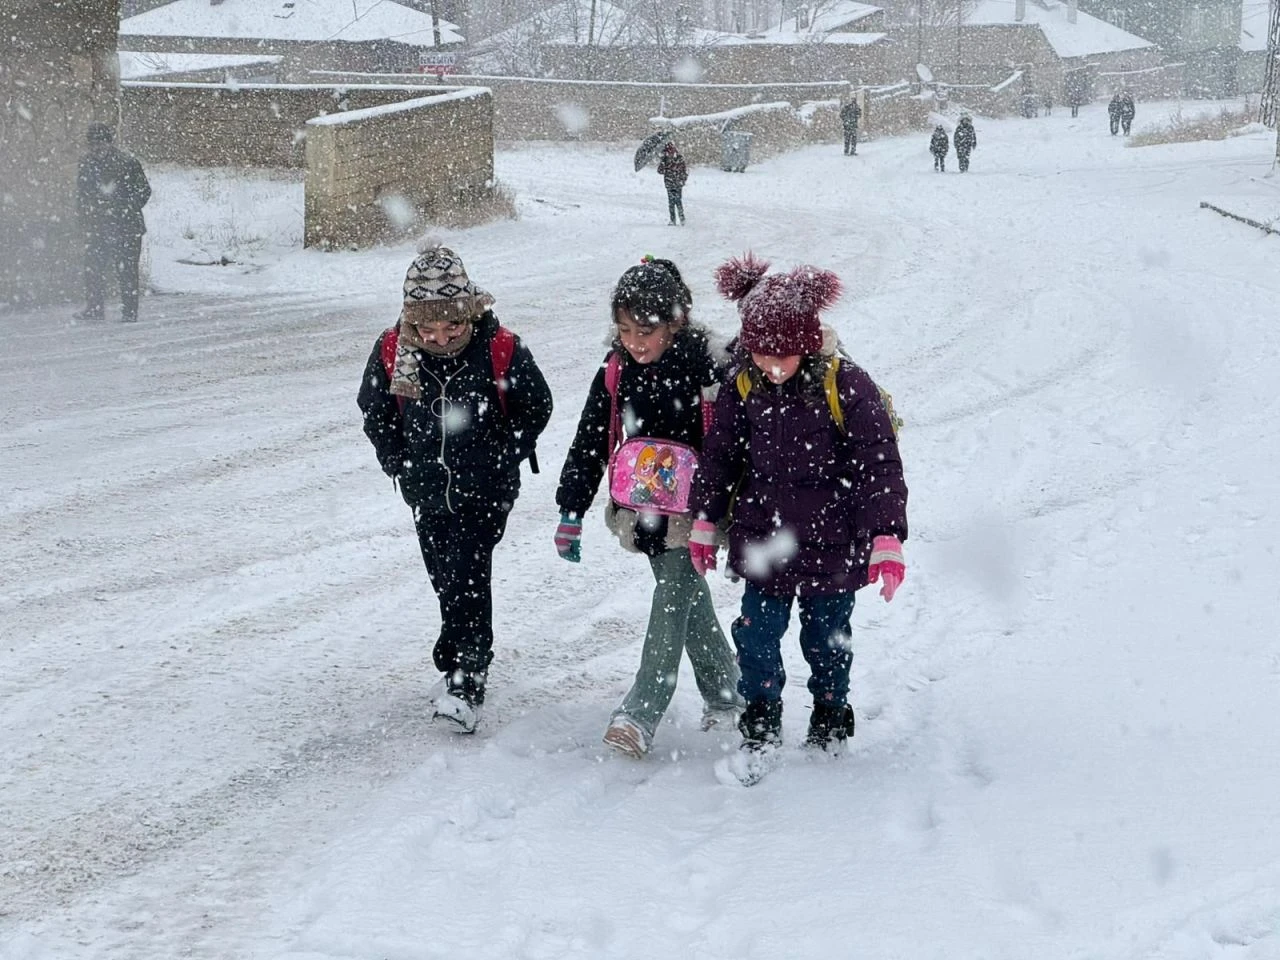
top-left (604, 352), bottom-right (623, 455)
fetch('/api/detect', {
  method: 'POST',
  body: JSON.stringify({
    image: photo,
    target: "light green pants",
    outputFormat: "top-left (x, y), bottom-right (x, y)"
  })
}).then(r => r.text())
top-left (614, 548), bottom-right (743, 738)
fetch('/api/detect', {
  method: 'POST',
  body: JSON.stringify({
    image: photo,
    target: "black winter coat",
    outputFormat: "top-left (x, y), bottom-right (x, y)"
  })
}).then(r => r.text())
top-left (358, 312), bottom-right (553, 515)
top-left (954, 121), bottom-right (977, 153)
top-left (76, 145), bottom-right (151, 238)
top-left (1119, 95), bottom-right (1136, 121)
top-left (839, 101), bottom-right (862, 131)
top-left (930, 129), bottom-right (950, 157)
top-left (556, 328), bottom-right (723, 553)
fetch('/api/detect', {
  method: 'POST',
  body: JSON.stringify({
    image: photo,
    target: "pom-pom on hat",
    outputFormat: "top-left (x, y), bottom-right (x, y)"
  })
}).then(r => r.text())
top-left (715, 253), bottom-right (842, 356)
top-left (611, 254), bottom-right (692, 327)
top-left (402, 241), bottom-right (493, 324)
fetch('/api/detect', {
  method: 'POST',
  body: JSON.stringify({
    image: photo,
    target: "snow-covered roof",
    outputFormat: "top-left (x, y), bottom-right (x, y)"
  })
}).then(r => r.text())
top-left (1240, 0), bottom-right (1271, 52)
top-left (120, 0), bottom-right (463, 48)
top-left (967, 0), bottom-right (1154, 58)
top-left (118, 50), bottom-right (281, 80)
top-left (474, 0), bottom-right (883, 50)
top-left (769, 0), bottom-right (881, 36)
top-left (707, 29), bottom-right (886, 45)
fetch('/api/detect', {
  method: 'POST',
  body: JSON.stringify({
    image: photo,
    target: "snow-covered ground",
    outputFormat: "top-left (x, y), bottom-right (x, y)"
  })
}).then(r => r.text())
top-left (3, 100), bottom-right (1280, 960)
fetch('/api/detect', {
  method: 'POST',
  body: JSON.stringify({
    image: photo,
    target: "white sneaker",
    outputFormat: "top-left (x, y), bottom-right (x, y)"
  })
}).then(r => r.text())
top-left (602, 715), bottom-right (650, 758)
top-left (700, 704), bottom-right (743, 732)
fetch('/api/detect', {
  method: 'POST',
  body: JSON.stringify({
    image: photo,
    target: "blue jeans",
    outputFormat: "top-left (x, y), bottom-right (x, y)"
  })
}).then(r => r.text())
top-left (730, 583), bottom-right (856, 706)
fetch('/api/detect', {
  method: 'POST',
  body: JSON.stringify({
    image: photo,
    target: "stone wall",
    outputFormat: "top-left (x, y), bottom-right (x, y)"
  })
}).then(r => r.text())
top-left (310, 71), bottom-right (856, 140)
top-left (1097, 62), bottom-right (1189, 100)
top-left (121, 81), bottom-right (445, 167)
top-left (0, 0), bottom-right (121, 307)
top-left (536, 39), bottom-right (893, 84)
top-left (304, 88), bottom-right (494, 248)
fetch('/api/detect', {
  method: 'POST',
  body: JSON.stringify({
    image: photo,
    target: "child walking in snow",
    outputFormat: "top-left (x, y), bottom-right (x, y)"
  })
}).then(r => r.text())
top-left (358, 244), bottom-right (553, 733)
top-left (657, 142), bottom-right (688, 225)
top-left (555, 256), bottom-right (743, 758)
top-left (930, 125), bottom-right (950, 172)
top-left (688, 253), bottom-right (909, 780)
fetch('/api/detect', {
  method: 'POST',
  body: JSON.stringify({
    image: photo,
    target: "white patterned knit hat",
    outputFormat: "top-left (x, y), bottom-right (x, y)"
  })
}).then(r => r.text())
top-left (402, 244), bottom-right (493, 323)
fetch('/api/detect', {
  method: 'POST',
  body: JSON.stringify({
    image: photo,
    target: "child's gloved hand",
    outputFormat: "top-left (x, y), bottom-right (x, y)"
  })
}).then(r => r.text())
top-left (554, 512), bottom-right (582, 563)
top-left (689, 519), bottom-right (718, 576)
top-left (867, 535), bottom-right (905, 602)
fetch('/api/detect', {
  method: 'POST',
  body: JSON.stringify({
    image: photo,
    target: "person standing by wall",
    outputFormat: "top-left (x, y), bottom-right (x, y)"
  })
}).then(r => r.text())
top-left (1108, 93), bottom-right (1123, 135)
top-left (839, 95), bottom-right (862, 155)
top-left (75, 123), bottom-right (151, 323)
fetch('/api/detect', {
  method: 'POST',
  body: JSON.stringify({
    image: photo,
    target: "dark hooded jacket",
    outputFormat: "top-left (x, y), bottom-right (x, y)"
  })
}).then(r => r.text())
top-left (657, 148), bottom-right (688, 189)
top-left (556, 327), bottom-right (724, 555)
top-left (358, 311), bottom-right (553, 515)
top-left (954, 118), bottom-right (977, 154)
top-left (76, 144), bottom-right (151, 238)
top-left (690, 345), bottom-right (908, 596)
top-left (839, 101), bottom-right (862, 132)
top-left (930, 127), bottom-right (950, 157)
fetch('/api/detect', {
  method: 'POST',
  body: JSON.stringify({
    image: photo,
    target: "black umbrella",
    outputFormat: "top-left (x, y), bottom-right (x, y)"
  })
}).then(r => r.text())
top-left (634, 130), bottom-right (672, 171)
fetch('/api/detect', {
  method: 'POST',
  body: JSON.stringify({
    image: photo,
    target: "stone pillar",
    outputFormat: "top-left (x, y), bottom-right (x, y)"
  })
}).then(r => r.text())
top-left (0, 0), bottom-right (121, 308)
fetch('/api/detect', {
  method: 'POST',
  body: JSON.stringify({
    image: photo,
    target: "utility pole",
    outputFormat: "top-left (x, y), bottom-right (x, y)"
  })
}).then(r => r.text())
top-left (1262, 0), bottom-right (1279, 127)
top-left (956, 0), bottom-right (962, 85)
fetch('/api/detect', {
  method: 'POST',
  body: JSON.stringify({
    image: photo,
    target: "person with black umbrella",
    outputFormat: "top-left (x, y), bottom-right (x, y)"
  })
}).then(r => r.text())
top-left (657, 142), bottom-right (688, 225)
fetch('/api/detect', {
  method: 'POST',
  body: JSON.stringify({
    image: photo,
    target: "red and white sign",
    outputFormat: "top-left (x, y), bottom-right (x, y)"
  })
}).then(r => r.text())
top-left (418, 51), bottom-right (459, 76)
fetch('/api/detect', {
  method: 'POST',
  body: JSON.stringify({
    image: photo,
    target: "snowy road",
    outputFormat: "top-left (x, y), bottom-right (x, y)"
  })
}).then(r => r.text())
top-left (3, 104), bottom-right (1280, 959)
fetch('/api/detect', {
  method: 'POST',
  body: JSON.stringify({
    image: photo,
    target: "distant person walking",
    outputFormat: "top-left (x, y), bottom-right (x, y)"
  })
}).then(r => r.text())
top-left (1119, 91), bottom-right (1136, 135)
top-left (1043, 91), bottom-right (1053, 116)
top-left (839, 96), bottom-right (862, 155)
top-left (76, 122), bottom-right (151, 323)
top-left (1108, 93), bottom-right (1123, 135)
top-left (930, 125), bottom-right (950, 172)
top-left (953, 115), bottom-right (977, 173)
top-left (657, 141), bottom-right (688, 225)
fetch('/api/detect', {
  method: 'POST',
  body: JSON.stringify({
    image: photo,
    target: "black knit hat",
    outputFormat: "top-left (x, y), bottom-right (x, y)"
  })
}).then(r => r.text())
top-left (611, 255), bottom-right (692, 327)
top-left (86, 122), bottom-right (114, 144)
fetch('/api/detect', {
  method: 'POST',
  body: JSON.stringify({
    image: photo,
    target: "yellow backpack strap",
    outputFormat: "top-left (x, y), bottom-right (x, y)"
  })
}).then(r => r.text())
top-left (824, 357), bottom-right (846, 435)
top-left (736, 368), bottom-right (753, 401)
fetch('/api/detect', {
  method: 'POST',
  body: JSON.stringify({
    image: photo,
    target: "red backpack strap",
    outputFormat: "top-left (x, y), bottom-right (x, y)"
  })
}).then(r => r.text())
top-left (490, 325), bottom-right (515, 417)
top-left (380, 326), bottom-right (406, 415)
top-left (604, 352), bottom-right (623, 455)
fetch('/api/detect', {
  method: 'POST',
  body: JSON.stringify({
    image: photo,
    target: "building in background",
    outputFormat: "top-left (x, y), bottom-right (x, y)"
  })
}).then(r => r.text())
top-left (120, 0), bottom-right (464, 77)
top-left (0, 0), bottom-right (121, 307)
top-left (1079, 0), bottom-right (1243, 95)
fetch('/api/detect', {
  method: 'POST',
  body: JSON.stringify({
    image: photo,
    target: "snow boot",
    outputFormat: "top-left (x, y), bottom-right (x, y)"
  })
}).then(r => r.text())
top-left (805, 702), bottom-right (855, 752)
top-left (431, 668), bottom-right (486, 734)
top-left (717, 699), bottom-right (783, 786)
top-left (738, 698), bottom-right (783, 746)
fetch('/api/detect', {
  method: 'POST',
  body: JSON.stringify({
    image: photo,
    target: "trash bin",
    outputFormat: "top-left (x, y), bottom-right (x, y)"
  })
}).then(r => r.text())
top-left (721, 130), bottom-right (753, 172)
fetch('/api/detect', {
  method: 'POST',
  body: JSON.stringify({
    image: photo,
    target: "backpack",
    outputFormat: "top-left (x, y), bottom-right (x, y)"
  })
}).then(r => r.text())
top-left (734, 357), bottom-right (902, 436)
top-left (603, 351), bottom-right (712, 516)
top-left (380, 324), bottom-right (539, 473)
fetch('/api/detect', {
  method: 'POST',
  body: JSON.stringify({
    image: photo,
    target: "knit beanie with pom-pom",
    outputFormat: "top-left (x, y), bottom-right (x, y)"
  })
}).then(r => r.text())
top-left (714, 253), bottom-right (842, 356)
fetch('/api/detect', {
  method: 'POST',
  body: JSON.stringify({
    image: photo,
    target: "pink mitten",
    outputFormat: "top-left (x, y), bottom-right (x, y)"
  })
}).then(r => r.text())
top-left (689, 519), bottom-right (718, 577)
top-left (867, 535), bottom-right (905, 602)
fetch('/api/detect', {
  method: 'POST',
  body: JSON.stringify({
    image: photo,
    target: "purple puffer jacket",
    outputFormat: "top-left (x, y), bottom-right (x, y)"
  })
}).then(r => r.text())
top-left (691, 356), bottom-right (908, 597)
